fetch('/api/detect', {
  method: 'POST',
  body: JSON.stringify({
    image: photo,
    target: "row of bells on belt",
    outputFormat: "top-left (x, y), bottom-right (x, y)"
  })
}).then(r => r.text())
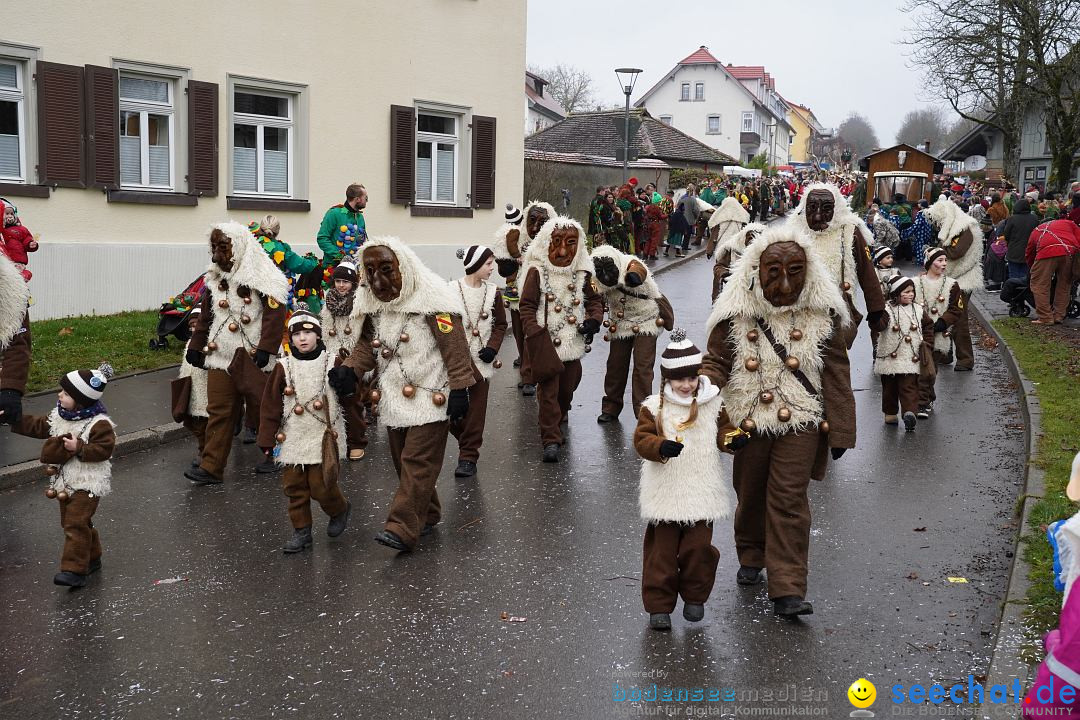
top-left (739, 417), bottom-right (831, 433)
top-left (743, 355), bottom-right (801, 372)
top-left (327, 326), bottom-right (352, 337)
top-left (43, 466), bottom-right (69, 499)
top-left (602, 317), bottom-right (665, 341)
top-left (218, 297), bottom-right (253, 309)
top-left (746, 328), bottom-right (803, 343)
top-left (366, 386), bottom-right (447, 405)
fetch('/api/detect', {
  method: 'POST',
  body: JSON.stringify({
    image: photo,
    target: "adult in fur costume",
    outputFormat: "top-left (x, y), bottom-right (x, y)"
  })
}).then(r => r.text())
top-left (0, 250), bottom-right (31, 425)
top-left (185, 222), bottom-right (289, 484)
top-left (706, 197), bottom-right (752, 302)
top-left (331, 236), bottom-right (475, 552)
top-left (710, 221), bottom-right (767, 303)
top-left (923, 197), bottom-right (984, 370)
top-left (518, 216), bottom-right (605, 463)
top-left (493, 201), bottom-right (554, 396)
top-left (592, 245), bottom-right (674, 422)
top-left (702, 225), bottom-right (854, 617)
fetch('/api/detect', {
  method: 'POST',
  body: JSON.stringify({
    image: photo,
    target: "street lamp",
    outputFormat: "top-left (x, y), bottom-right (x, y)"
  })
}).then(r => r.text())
top-left (615, 67), bottom-right (643, 183)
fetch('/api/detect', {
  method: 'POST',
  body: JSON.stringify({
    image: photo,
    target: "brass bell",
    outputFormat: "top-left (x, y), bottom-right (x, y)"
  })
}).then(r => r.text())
top-left (480, 312), bottom-right (489, 320)
top-left (890, 351), bottom-right (898, 358)
top-left (567, 282), bottom-right (576, 291)
top-left (745, 357), bottom-right (760, 372)
top-left (293, 405), bottom-right (304, 415)
top-left (218, 281), bottom-right (228, 291)
top-left (747, 329), bottom-right (759, 342)
top-left (572, 298), bottom-right (581, 306)
top-left (372, 338), bottom-right (382, 348)
top-left (777, 407), bottom-right (792, 422)
top-left (910, 323), bottom-right (918, 331)
top-left (602, 334), bottom-right (610, 342)
top-left (760, 391), bottom-right (774, 404)
top-left (930, 307), bottom-right (938, 315)
top-left (944, 331), bottom-right (952, 338)
top-left (631, 325), bottom-right (640, 333)
top-left (243, 296), bottom-right (253, 305)
top-left (655, 318), bottom-right (665, 327)
top-left (785, 356), bottom-right (800, 371)
top-left (432, 392), bottom-right (446, 407)
top-left (343, 326), bottom-right (352, 335)
top-left (892, 324), bottom-right (900, 332)
top-left (228, 322), bottom-right (239, 332)
top-left (370, 389), bottom-right (382, 403)
top-left (841, 281), bottom-right (851, 291)
top-left (313, 399), bottom-right (324, 411)
top-left (567, 315), bottom-right (577, 325)
top-left (275, 432), bottom-right (286, 443)
top-left (340, 348), bottom-right (350, 359)
top-left (45, 488), bottom-right (58, 499)
top-left (789, 329), bottom-right (803, 341)
top-left (331, 431), bottom-right (339, 440)
top-left (381, 348), bottom-right (392, 359)
top-left (218, 299), bottom-right (229, 309)
top-left (400, 332), bottom-right (411, 343)
top-left (740, 418), bottom-right (757, 432)
top-left (553, 338), bottom-right (562, 347)
top-left (45, 466), bottom-right (58, 476)
top-left (546, 292), bottom-right (556, 302)
top-left (616, 310), bottom-right (624, 319)
top-left (250, 348), bottom-right (257, 357)
top-left (904, 335), bottom-right (912, 344)
top-left (493, 359), bottom-right (503, 369)
top-left (584, 344), bottom-right (592, 353)
top-left (283, 386), bottom-right (295, 396)
top-left (402, 384), bottom-right (416, 398)
top-left (57, 490), bottom-right (69, 501)
top-left (207, 342), bottom-right (218, 352)
top-left (471, 328), bottom-right (480, 337)
top-left (609, 324), bottom-right (618, 333)
top-left (240, 314), bottom-right (251, 324)
top-left (554, 305), bottom-right (563, 313)
top-left (937, 295), bottom-right (945, 303)
top-left (328, 329), bottom-right (337, 337)
top-left (912, 355), bottom-right (919, 362)
top-left (602, 320), bottom-right (610, 328)
top-left (819, 420), bottom-right (830, 433)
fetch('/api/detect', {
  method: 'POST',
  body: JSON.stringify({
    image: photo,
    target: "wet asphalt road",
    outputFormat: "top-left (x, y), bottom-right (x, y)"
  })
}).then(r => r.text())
top-left (0, 256), bottom-right (1026, 719)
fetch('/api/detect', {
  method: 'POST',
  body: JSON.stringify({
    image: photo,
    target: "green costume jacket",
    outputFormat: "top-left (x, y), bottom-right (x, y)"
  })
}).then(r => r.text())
top-left (316, 205), bottom-right (367, 265)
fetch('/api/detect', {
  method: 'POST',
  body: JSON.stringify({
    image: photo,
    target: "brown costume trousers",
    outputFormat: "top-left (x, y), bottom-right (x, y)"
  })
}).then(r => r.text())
top-left (732, 430), bottom-right (819, 599)
top-left (59, 491), bottom-right (101, 574)
top-left (183, 416), bottom-right (208, 455)
top-left (537, 359), bottom-right (583, 446)
top-left (711, 263), bottom-right (725, 303)
top-left (641, 520), bottom-right (720, 613)
top-left (1030, 255), bottom-right (1075, 324)
top-left (601, 335), bottom-right (657, 419)
top-left (342, 395), bottom-right (369, 450)
top-left (952, 292), bottom-right (974, 369)
top-left (510, 308), bottom-right (525, 366)
top-left (450, 371), bottom-right (488, 462)
top-left (881, 374), bottom-right (920, 415)
top-left (201, 368), bottom-right (266, 480)
top-left (386, 421), bottom-right (449, 548)
top-left (281, 464), bottom-right (348, 529)
top-left (918, 350), bottom-right (948, 407)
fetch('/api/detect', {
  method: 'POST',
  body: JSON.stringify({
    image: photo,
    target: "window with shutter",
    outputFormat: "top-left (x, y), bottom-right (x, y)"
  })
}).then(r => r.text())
top-left (116, 72), bottom-right (173, 190)
top-left (83, 65), bottom-right (120, 189)
top-left (389, 105), bottom-right (415, 205)
top-left (36, 61), bottom-right (85, 187)
top-left (231, 88), bottom-right (292, 197)
top-left (471, 115), bottom-right (496, 209)
top-left (187, 79), bottom-right (218, 196)
top-left (0, 59), bottom-right (27, 182)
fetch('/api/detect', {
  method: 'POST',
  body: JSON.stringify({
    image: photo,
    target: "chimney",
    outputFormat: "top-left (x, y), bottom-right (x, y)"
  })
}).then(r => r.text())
top-left (923, 138), bottom-right (931, 153)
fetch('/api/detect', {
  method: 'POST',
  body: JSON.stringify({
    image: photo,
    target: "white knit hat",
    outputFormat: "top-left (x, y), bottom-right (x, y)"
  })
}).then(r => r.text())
top-left (60, 363), bottom-right (115, 408)
top-left (872, 246), bottom-right (893, 266)
top-left (888, 275), bottom-right (915, 297)
top-left (456, 245), bottom-right (494, 275)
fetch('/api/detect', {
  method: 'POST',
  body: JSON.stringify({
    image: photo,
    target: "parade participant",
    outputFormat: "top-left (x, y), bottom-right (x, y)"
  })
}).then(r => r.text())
top-left (914, 248), bottom-right (961, 417)
top-left (172, 307), bottom-right (209, 468)
top-left (316, 183), bottom-right (368, 266)
top-left (330, 237), bottom-right (474, 552)
top-left (702, 225), bottom-right (856, 616)
top-left (1, 200), bottom-right (38, 281)
top-left (14, 363), bottom-right (115, 587)
top-left (634, 329), bottom-right (742, 631)
top-left (705, 197), bottom-right (752, 301)
top-left (320, 259), bottom-right (368, 460)
top-left (641, 196), bottom-right (666, 261)
top-left (711, 222), bottom-right (766, 301)
top-left (449, 245), bottom-right (508, 478)
top-left (872, 246), bottom-right (899, 297)
top-left (258, 311), bottom-right (351, 553)
top-left (251, 215), bottom-right (323, 315)
top-left (184, 222), bottom-right (288, 484)
top-left (0, 250), bottom-right (31, 426)
top-left (924, 197), bottom-right (983, 371)
top-left (874, 276), bottom-right (934, 432)
top-left (495, 200), bottom-right (554, 398)
top-left (518, 216), bottom-right (604, 463)
top-left (592, 245), bottom-right (673, 423)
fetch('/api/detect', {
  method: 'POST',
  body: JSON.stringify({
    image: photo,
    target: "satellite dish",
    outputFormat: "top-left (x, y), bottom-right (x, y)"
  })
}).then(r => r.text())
top-left (964, 155), bottom-right (988, 171)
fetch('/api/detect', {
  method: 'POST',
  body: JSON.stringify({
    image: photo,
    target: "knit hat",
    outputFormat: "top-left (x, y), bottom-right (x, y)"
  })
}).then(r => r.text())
top-left (660, 328), bottom-right (702, 380)
top-left (505, 203), bottom-right (523, 225)
top-left (456, 245), bottom-right (494, 275)
top-left (888, 275), bottom-right (915, 298)
top-left (924, 246), bottom-right (947, 270)
top-left (288, 310), bottom-right (322, 338)
top-left (332, 259), bottom-right (359, 283)
top-left (872, 246), bottom-right (893, 266)
top-left (60, 363), bottom-right (114, 408)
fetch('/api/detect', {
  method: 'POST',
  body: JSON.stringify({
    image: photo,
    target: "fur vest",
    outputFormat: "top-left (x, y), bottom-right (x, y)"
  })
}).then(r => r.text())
top-left (873, 302), bottom-right (926, 375)
top-left (604, 288), bottom-right (664, 340)
top-left (201, 278), bottom-right (274, 373)
top-left (638, 385), bottom-right (735, 524)
top-left (811, 221), bottom-right (857, 292)
top-left (450, 279), bottom-right (498, 379)
top-left (178, 340), bottom-right (209, 418)
top-left (914, 274), bottom-right (957, 355)
top-left (945, 230), bottom-right (984, 292)
top-left (525, 265), bottom-right (590, 361)
top-left (0, 253), bottom-right (28, 350)
top-left (372, 311), bottom-right (450, 428)
top-left (320, 303), bottom-right (363, 362)
top-left (275, 353), bottom-right (346, 465)
top-left (48, 409), bottom-right (115, 496)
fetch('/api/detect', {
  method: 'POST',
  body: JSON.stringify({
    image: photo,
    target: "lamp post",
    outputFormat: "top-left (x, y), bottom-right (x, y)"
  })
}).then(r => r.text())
top-left (615, 67), bottom-right (643, 183)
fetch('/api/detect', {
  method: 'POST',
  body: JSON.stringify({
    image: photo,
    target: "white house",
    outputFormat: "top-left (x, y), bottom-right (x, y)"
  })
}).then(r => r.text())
top-left (525, 71), bottom-right (565, 136)
top-left (634, 47), bottom-right (794, 167)
top-left (0, 0), bottom-right (526, 320)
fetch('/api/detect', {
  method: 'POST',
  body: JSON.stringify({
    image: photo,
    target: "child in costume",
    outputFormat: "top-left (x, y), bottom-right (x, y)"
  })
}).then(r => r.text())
top-left (634, 329), bottom-right (742, 631)
top-left (173, 307), bottom-right (209, 467)
top-left (258, 311), bottom-right (351, 553)
top-left (320, 259), bottom-right (368, 461)
top-left (872, 246), bottom-right (899, 297)
top-left (14, 363), bottom-right (116, 587)
top-left (1, 199), bottom-right (38, 282)
top-left (914, 247), bottom-right (962, 417)
top-left (873, 275), bottom-right (934, 432)
top-left (449, 245), bottom-right (508, 478)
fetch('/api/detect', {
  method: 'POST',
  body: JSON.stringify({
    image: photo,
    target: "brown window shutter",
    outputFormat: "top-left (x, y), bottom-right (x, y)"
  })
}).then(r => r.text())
top-left (36, 62), bottom-right (86, 188)
top-left (470, 115), bottom-right (496, 209)
top-left (187, 79), bottom-right (218, 196)
top-left (389, 105), bottom-right (415, 205)
top-left (84, 65), bottom-right (119, 189)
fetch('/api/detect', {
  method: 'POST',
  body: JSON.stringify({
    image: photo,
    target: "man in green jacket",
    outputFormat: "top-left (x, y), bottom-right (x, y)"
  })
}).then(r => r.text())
top-left (317, 183), bottom-right (368, 265)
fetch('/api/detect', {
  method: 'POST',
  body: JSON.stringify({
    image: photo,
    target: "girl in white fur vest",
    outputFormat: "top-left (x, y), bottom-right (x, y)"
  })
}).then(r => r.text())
top-left (633, 329), bottom-right (745, 631)
top-left (14, 363), bottom-right (116, 588)
top-left (873, 276), bottom-right (935, 432)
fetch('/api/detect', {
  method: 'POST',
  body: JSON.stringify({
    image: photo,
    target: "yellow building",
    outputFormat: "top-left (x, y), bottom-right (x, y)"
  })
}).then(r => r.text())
top-left (786, 103), bottom-right (824, 164)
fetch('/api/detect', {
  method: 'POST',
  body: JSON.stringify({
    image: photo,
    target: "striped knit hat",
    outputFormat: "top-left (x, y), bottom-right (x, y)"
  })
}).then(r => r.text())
top-left (505, 203), bottom-right (523, 225)
top-left (924, 246), bottom-right (946, 270)
top-left (660, 328), bottom-right (702, 380)
top-left (60, 363), bottom-right (114, 408)
top-left (888, 274), bottom-right (915, 298)
top-left (456, 245), bottom-right (494, 275)
top-left (288, 309), bottom-right (322, 338)
top-left (332, 259), bottom-right (359, 283)
top-left (872, 246), bottom-right (893, 266)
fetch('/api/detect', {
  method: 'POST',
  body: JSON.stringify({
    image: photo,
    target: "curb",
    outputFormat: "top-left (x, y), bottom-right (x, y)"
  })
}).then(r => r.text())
top-left (969, 297), bottom-right (1044, 718)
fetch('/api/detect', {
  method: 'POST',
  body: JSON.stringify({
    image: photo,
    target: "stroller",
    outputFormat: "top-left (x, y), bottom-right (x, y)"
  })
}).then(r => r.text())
top-left (1000, 275), bottom-right (1080, 319)
top-left (151, 274), bottom-right (206, 349)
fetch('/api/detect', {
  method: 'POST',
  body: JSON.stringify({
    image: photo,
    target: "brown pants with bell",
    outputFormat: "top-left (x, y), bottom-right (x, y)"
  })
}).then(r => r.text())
top-left (183, 416), bottom-right (208, 456)
top-left (881, 374), bottom-right (920, 415)
top-left (951, 293), bottom-right (974, 369)
top-left (602, 335), bottom-right (656, 419)
top-left (59, 491), bottom-right (101, 574)
top-left (510, 308), bottom-right (525, 367)
top-left (537, 359), bottom-right (582, 446)
top-left (281, 464), bottom-right (347, 529)
top-left (732, 430), bottom-right (818, 599)
top-left (386, 420), bottom-right (449, 548)
top-left (201, 367), bottom-right (267, 480)
top-left (641, 520), bottom-right (720, 613)
top-left (450, 368), bottom-right (488, 462)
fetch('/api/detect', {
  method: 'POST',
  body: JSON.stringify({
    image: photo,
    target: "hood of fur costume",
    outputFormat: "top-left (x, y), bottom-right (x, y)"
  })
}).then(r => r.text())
top-left (522, 216), bottom-right (594, 278)
top-left (789, 182), bottom-right (852, 235)
top-left (925, 197), bottom-right (981, 243)
top-left (708, 196), bottom-right (751, 228)
top-left (0, 253), bottom-right (28, 349)
top-left (523, 200), bottom-right (557, 241)
top-left (205, 221), bottom-right (288, 302)
top-left (589, 245), bottom-right (661, 298)
top-left (719, 221), bottom-right (767, 256)
top-left (353, 236), bottom-right (458, 315)
top-left (491, 222), bottom-right (524, 260)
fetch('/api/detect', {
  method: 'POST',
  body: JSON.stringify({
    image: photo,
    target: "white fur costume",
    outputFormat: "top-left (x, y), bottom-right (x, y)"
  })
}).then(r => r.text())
top-left (590, 245), bottom-right (664, 340)
top-left (786, 183), bottom-right (862, 319)
top-left (914, 273), bottom-right (958, 355)
top-left (924, 198), bottom-right (985, 292)
top-left (178, 341), bottom-right (209, 418)
top-left (708, 197), bottom-right (752, 266)
top-left (873, 301), bottom-right (927, 375)
top-left (450, 278), bottom-right (498, 379)
top-left (274, 352), bottom-right (346, 466)
top-left (47, 409), bottom-right (115, 497)
top-left (320, 303), bottom-right (364, 361)
top-left (0, 252), bottom-right (29, 349)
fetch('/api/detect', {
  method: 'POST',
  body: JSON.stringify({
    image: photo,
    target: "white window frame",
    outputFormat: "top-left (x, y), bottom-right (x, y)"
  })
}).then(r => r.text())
top-left (741, 112), bottom-right (754, 133)
top-left (659, 115), bottom-right (673, 125)
top-left (694, 83), bottom-right (704, 101)
top-left (680, 83), bottom-right (690, 101)
top-left (118, 72), bottom-right (176, 191)
top-left (415, 109), bottom-right (460, 206)
top-left (232, 88), bottom-right (294, 198)
top-left (0, 58), bottom-right (27, 183)
top-left (706, 115), bottom-right (721, 134)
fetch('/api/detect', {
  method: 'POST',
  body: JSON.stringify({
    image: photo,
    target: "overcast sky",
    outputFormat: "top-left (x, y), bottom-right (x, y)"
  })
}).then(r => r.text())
top-left (526, 0), bottom-right (948, 145)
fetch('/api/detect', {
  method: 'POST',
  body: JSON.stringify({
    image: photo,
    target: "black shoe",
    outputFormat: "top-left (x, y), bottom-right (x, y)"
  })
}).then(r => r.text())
top-left (736, 565), bottom-right (763, 586)
top-left (954, 366), bottom-right (973, 372)
top-left (242, 427), bottom-right (257, 445)
top-left (421, 523), bottom-right (435, 537)
top-left (773, 595), bottom-right (814, 616)
top-left (374, 529), bottom-right (410, 552)
top-left (54, 571), bottom-right (87, 587)
top-left (254, 458), bottom-right (279, 474)
top-left (683, 603), bottom-right (704, 622)
top-left (184, 466), bottom-right (222, 485)
top-left (88, 558), bottom-right (102, 574)
top-left (190, 457), bottom-right (200, 469)
top-left (903, 412), bottom-right (917, 432)
top-left (327, 503), bottom-right (351, 538)
top-left (597, 412), bottom-right (618, 424)
top-left (649, 613), bottom-right (672, 631)
top-left (542, 443), bottom-right (560, 463)
top-left (916, 407), bottom-right (930, 420)
top-left (283, 526), bottom-right (313, 553)
top-left (513, 357), bottom-right (522, 368)
top-left (521, 383), bottom-right (536, 396)
top-left (454, 460), bottom-right (477, 478)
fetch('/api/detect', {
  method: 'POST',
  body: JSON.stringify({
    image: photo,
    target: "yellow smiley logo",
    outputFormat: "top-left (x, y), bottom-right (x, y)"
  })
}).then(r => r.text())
top-left (848, 678), bottom-right (876, 709)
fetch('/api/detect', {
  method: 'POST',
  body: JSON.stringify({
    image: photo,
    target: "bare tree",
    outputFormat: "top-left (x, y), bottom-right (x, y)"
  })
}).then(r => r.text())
top-left (527, 64), bottom-right (596, 115)
top-left (837, 113), bottom-right (880, 165)
top-left (895, 107), bottom-right (950, 150)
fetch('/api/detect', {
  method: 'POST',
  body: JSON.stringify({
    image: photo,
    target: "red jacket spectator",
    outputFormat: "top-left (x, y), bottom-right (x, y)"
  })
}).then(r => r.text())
top-left (1026, 219), bottom-right (1080, 266)
top-left (1, 200), bottom-right (37, 264)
